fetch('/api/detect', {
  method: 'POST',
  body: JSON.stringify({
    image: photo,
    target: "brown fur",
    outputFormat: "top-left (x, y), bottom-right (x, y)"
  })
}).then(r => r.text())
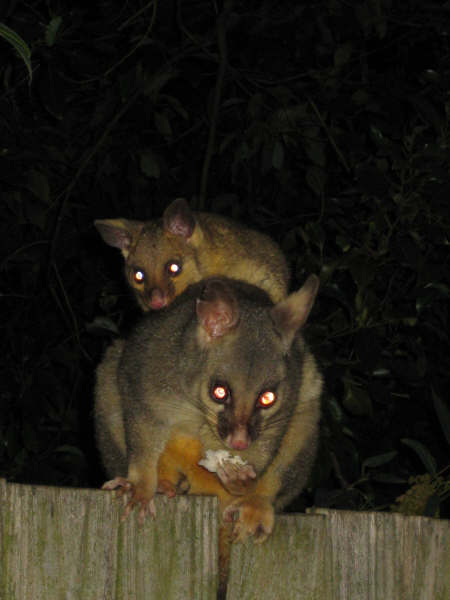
top-left (95, 276), bottom-right (322, 597)
top-left (95, 276), bottom-right (322, 528)
top-left (95, 198), bottom-right (289, 311)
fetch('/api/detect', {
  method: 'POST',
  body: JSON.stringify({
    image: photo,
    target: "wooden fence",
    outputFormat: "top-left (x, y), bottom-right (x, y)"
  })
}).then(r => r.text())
top-left (0, 479), bottom-right (448, 599)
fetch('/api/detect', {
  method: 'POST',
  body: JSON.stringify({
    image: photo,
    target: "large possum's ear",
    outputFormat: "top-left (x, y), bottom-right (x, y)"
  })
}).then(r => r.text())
top-left (196, 279), bottom-right (240, 342)
top-left (163, 198), bottom-right (203, 245)
top-left (271, 274), bottom-right (319, 348)
top-left (94, 219), bottom-right (144, 259)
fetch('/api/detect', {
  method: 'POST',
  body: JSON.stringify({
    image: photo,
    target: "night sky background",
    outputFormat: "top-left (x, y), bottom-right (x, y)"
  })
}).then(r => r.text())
top-left (1, 0), bottom-right (449, 517)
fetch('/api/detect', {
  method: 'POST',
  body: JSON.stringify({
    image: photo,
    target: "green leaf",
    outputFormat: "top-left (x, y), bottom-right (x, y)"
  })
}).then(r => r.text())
top-left (347, 252), bottom-right (376, 289)
top-left (25, 170), bottom-right (50, 204)
top-left (0, 22), bottom-right (32, 83)
top-left (219, 132), bottom-right (236, 155)
top-left (272, 140), bottom-right (284, 170)
top-left (327, 396), bottom-right (344, 422)
top-left (372, 473), bottom-right (407, 484)
top-left (24, 198), bottom-right (48, 230)
top-left (23, 422), bottom-right (41, 453)
top-left (355, 3), bottom-right (371, 37)
top-left (54, 445), bottom-right (85, 457)
top-left (304, 221), bottom-right (325, 251)
top-left (410, 96), bottom-right (445, 135)
top-left (154, 111), bottom-right (172, 138)
top-left (432, 388), bottom-right (450, 446)
top-left (166, 95), bottom-right (189, 120)
top-left (334, 43), bottom-right (353, 69)
top-left (352, 89), bottom-right (370, 106)
top-left (356, 165), bottom-right (389, 197)
top-left (343, 383), bottom-right (372, 417)
top-left (362, 451), bottom-right (397, 473)
top-left (401, 439), bottom-right (437, 475)
top-left (85, 317), bottom-right (120, 336)
top-left (369, 125), bottom-right (385, 145)
top-left (305, 165), bottom-right (325, 196)
top-left (143, 66), bottom-right (178, 99)
top-left (303, 126), bottom-right (326, 167)
top-left (45, 16), bottom-right (62, 47)
top-left (416, 283), bottom-right (450, 313)
top-left (140, 151), bottom-right (160, 178)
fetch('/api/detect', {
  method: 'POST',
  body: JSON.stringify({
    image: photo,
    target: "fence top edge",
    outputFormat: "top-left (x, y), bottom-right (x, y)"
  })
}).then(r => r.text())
top-left (1, 480), bottom-right (448, 526)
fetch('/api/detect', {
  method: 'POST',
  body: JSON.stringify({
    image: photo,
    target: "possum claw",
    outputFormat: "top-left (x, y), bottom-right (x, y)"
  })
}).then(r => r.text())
top-left (102, 477), bottom-right (132, 495)
top-left (216, 462), bottom-right (256, 495)
top-left (102, 477), bottom-right (156, 521)
top-left (223, 495), bottom-right (274, 543)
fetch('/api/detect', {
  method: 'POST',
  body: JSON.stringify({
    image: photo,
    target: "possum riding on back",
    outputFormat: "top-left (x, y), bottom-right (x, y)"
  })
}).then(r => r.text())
top-left (95, 198), bottom-right (289, 311)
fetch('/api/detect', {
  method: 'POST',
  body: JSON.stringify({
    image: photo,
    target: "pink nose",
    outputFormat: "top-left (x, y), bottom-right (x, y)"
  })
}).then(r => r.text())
top-left (149, 289), bottom-right (167, 309)
top-left (227, 424), bottom-right (249, 450)
top-left (230, 438), bottom-right (249, 450)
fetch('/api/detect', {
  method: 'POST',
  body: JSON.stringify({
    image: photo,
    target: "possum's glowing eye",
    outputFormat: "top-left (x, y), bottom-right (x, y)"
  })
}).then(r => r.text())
top-left (211, 384), bottom-right (230, 403)
top-left (167, 260), bottom-right (182, 277)
top-left (133, 269), bottom-right (145, 284)
top-left (258, 391), bottom-right (276, 408)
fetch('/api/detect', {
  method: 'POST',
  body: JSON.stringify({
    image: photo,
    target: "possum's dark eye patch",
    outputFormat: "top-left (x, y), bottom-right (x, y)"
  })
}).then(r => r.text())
top-left (211, 383), bottom-right (230, 403)
top-left (133, 269), bottom-right (145, 284)
top-left (258, 390), bottom-right (276, 408)
top-left (166, 260), bottom-right (182, 277)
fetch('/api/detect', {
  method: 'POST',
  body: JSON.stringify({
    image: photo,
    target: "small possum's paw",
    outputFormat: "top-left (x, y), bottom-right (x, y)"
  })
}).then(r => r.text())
top-left (157, 474), bottom-right (190, 497)
top-left (216, 461), bottom-right (256, 496)
top-left (175, 474), bottom-right (191, 495)
top-left (157, 479), bottom-right (177, 498)
top-left (223, 495), bottom-right (274, 544)
top-left (102, 477), bottom-right (156, 523)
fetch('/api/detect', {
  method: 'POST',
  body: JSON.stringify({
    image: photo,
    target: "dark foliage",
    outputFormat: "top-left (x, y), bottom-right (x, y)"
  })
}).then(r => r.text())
top-left (0, 0), bottom-right (448, 516)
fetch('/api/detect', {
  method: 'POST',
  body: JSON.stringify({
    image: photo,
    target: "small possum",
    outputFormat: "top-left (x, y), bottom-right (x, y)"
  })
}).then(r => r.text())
top-left (95, 198), bottom-right (289, 311)
top-left (95, 275), bottom-right (322, 543)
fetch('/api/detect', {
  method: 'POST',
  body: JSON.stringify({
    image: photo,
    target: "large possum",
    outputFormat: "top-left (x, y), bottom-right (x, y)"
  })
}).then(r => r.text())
top-left (95, 275), bottom-right (322, 543)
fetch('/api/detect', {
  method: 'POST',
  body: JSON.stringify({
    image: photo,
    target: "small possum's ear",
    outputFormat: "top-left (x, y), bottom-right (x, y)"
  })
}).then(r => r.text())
top-left (196, 279), bottom-right (240, 342)
top-left (163, 198), bottom-right (197, 239)
top-left (271, 274), bottom-right (319, 348)
top-left (94, 219), bottom-right (144, 259)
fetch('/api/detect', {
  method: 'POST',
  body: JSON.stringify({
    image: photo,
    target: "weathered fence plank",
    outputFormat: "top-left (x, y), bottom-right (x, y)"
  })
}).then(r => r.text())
top-left (1, 481), bottom-right (449, 600)
top-left (0, 480), bottom-right (218, 600)
top-left (226, 512), bottom-right (329, 600)
top-left (226, 508), bottom-right (450, 600)
top-left (321, 509), bottom-right (450, 600)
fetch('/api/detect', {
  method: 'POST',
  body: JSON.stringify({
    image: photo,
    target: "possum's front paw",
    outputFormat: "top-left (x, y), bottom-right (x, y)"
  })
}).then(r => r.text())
top-left (223, 495), bottom-right (274, 543)
top-left (199, 449), bottom-right (256, 495)
top-left (216, 462), bottom-right (256, 496)
top-left (102, 477), bottom-right (156, 523)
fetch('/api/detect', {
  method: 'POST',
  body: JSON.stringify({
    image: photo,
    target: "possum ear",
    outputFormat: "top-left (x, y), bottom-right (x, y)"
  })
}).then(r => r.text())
top-left (271, 274), bottom-right (319, 348)
top-left (196, 279), bottom-right (240, 342)
top-left (163, 198), bottom-right (197, 239)
top-left (94, 219), bottom-right (144, 258)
